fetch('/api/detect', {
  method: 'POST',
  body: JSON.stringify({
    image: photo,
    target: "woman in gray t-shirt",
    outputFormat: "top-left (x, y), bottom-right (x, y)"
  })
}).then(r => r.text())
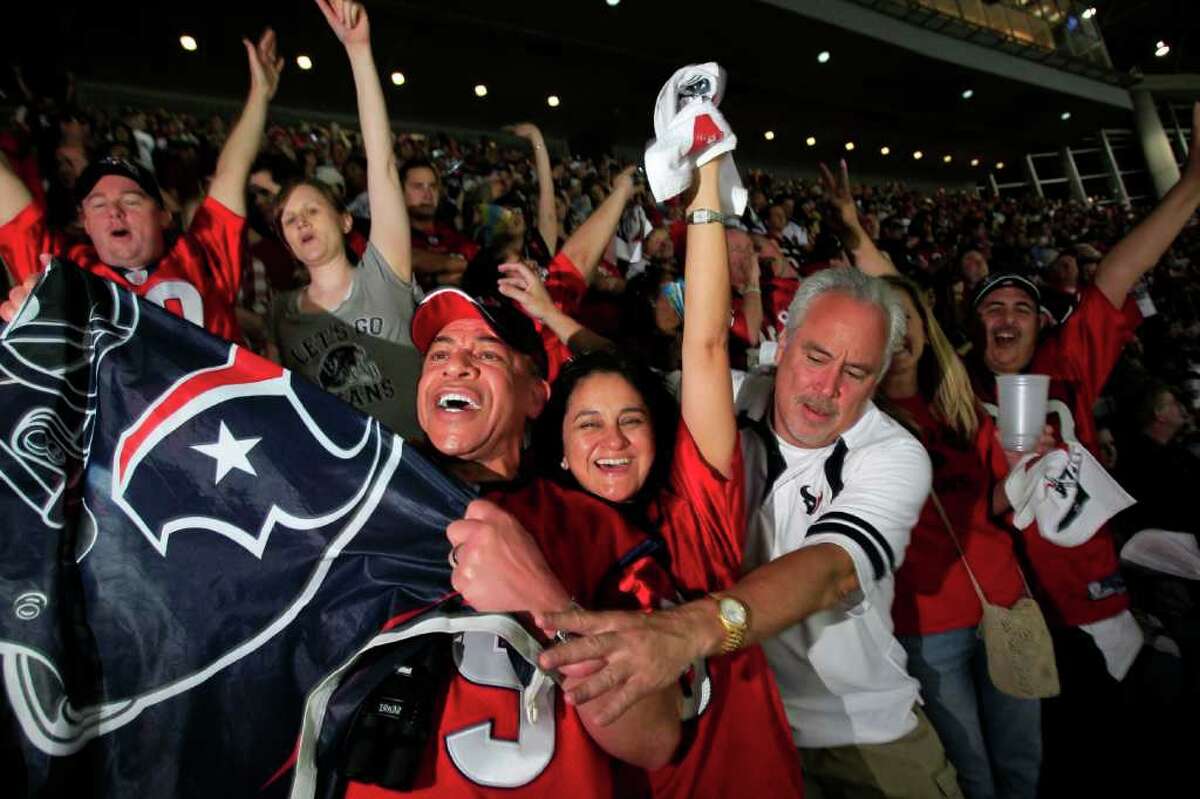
top-left (266, 2), bottom-right (421, 438)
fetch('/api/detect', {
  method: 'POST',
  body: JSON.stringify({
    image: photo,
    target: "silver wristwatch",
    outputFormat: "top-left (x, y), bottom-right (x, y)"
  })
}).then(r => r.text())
top-left (686, 208), bottom-right (725, 225)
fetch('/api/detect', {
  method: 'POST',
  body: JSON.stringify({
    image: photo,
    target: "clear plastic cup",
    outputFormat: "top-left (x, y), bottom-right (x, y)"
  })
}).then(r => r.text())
top-left (996, 374), bottom-right (1050, 452)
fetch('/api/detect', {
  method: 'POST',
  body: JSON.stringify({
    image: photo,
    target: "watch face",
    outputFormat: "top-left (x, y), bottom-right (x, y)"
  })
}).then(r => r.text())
top-left (719, 597), bottom-right (747, 626)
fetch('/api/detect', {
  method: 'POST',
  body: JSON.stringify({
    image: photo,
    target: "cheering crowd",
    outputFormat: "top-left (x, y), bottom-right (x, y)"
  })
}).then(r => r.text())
top-left (2, 1), bottom-right (1199, 797)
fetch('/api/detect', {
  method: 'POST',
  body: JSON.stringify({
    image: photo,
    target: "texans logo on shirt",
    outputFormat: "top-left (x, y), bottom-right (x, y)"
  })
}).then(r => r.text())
top-left (801, 485), bottom-right (823, 515)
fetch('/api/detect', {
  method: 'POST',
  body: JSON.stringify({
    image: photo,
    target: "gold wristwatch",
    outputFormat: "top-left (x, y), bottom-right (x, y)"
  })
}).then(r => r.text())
top-left (710, 594), bottom-right (750, 654)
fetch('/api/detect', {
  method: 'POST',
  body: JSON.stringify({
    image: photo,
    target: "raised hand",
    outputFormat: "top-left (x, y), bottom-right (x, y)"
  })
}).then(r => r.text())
top-left (818, 159), bottom-right (857, 227)
top-left (611, 164), bottom-right (637, 197)
top-left (504, 122), bottom-right (544, 144)
top-left (243, 28), bottom-right (284, 101)
top-left (314, 0), bottom-right (371, 49)
top-left (496, 261), bottom-right (555, 322)
top-left (446, 499), bottom-right (571, 614)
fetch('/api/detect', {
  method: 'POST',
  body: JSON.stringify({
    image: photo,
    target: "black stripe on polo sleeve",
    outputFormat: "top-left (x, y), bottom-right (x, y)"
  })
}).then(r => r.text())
top-left (817, 510), bottom-right (897, 573)
top-left (805, 521), bottom-right (886, 582)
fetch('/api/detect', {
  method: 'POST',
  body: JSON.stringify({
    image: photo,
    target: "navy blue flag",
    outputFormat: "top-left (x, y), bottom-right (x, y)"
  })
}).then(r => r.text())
top-left (0, 260), bottom-right (474, 797)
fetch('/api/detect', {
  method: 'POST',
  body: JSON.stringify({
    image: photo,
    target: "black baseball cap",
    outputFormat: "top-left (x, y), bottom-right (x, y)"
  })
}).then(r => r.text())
top-left (76, 156), bottom-right (164, 208)
top-left (411, 288), bottom-right (548, 377)
top-left (971, 272), bottom-right (1041, 310)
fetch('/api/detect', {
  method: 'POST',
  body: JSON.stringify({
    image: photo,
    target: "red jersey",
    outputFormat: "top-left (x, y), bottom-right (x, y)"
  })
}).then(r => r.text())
top-left (647, 423), bottom-right (805, 799)
top-left (0, 197), bottom-right (245, 341)
top-left (411, 222), bottom-right (480, 262)
top-left (974, 286), bottom-right (1139, 627)
top-left (891, 397), bottom-right (1025, 636)
top-left (347, 478), bottom-right (669, 799)
top-left (539, 251), bottom-right (587, 382)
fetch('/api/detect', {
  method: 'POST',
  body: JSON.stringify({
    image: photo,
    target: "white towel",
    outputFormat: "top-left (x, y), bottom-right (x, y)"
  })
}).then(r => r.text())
top-left (643, 63), bottom-right (747, 216)
top-left (1005, 443), bottom-right (1135, 547)
top-left (614, 203), bottom-right (653, 269)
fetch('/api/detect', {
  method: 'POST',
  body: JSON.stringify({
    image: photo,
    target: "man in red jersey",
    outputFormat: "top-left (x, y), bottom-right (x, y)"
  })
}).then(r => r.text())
top-left (403, 159), bottom-right (478, 288)
top-left (0, 29), bottom-right (285, 342)
top-left (968, 102), bottom-right (1200, 798)
top-left (339, 284), bottom-right (681, 797)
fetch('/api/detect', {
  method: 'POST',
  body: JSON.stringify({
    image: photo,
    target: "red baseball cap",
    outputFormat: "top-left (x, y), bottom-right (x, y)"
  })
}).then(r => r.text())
top-left (410, 288), bottom-right (548, 376)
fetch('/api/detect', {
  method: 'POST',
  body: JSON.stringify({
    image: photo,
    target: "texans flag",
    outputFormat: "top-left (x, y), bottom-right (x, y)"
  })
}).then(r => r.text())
top-left (0, 260), bottom-right (478, 797)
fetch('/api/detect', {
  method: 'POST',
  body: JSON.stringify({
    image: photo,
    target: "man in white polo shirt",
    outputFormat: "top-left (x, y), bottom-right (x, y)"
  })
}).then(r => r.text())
top-left (540, 267), bottom-right (959, 798)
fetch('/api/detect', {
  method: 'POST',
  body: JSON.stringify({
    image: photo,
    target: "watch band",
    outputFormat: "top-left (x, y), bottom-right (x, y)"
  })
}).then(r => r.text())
top-left (686, 208), bottom-right (725, 226)
top-left (710, 593), bottom-right (750, 654)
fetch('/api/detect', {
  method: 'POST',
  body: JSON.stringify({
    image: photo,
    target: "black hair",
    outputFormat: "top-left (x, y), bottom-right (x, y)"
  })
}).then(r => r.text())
top-left (532, 349), bottom-right (679, 515)
top-left (250, 152), bottom-right (302, 186)
top-left (399, 158), bottom-right (438, 186)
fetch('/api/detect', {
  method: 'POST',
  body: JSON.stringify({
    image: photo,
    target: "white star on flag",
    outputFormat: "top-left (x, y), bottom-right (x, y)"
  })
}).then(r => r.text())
top-left (191, 421), bottom-right (261, 485)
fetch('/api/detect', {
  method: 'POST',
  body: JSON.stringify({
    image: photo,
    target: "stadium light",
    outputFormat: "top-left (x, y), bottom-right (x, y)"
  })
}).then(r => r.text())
top-left (1081, 7), bottom-right (1096, 20)
top-left (474, 83), bottom-right (488, 98)
top-left (764, 130), bottom-right (775, 141)
top-left (606, 0), bottom-right (621, 6)
top-left (1156, 41), bottom-right (1170, 57)
top-left (817, 51), bottom-right (831, 64)
top-left (179, 35), bottom-right (198, 52)
top-left (806, 136), bottom-right (816, 147)
top-left (996, 161), bottom-right (1006, 170)
top-left (880, 146), bottom-right (890, 156)
top-left (296, 55), bottom-right (313, 70)
top-left (970, 158), bottom-right (980, 167)
top-left (962, 89), bottom-right (974, 100)
top-left (943, 155), bottom-right (952, 163)
top-left (547, 95), bottom-right (560, 108)
top-left (844, 141), bottom-right (855, 152)
top-left (391, 72), bottom-right (406, 87)
top-left (1061, 111), bottom-right (1072, 121)
top-left (913, 150), bottom-right (923, 160)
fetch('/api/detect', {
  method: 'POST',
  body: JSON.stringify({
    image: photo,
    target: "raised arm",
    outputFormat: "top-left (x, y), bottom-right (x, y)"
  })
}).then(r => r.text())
top-left (680, 159), bottom-right (736, 477)
top-left (315, 0), bottom-right (411, 281)
top-left (1095, 102), bottom-right (1200, 308)
top-left (497, 261), bottom-right (613, 355)
top-left (506, 123), bottom-right (557, 252)
top-left (558, 166), bottom-right (637, 283)
top-left (208, 29), bottom-right (283, 216)
top-left (819, 160), bottom-right (896, 277)
top-left (0, 150), bottom-right (34, 225)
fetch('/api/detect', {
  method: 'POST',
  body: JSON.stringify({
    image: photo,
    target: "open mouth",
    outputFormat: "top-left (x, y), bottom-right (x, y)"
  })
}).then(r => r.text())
top-left (110, 227), bottom-right (130, 239)
top-left (993, 329), bottom-right (1020, 346)
top-left (436, 391), bottom-right (481, 413)
top-left (299, 232), bottom-right (316, 245)
top-left (595, 457), bottom-right (632, 472)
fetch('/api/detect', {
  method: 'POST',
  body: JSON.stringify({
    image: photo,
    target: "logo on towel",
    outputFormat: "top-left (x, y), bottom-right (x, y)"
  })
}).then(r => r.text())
top-left (690, 114), bottom-right (724, 155)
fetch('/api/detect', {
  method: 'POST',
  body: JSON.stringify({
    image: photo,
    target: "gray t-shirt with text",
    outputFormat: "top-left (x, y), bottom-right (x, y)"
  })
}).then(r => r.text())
top-left (270, 244), bottom-right (421, 438)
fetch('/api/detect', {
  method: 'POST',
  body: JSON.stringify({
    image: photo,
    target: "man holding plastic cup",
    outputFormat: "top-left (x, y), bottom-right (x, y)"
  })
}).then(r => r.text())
top-left (966, 100), bottom-right (1200, 799)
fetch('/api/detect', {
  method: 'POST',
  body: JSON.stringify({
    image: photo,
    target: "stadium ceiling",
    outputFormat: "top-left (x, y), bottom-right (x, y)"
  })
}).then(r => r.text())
top-left (4, 0), bottom-right (1190, 179)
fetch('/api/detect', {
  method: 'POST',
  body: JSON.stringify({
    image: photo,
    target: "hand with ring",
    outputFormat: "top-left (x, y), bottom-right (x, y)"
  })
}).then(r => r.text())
top-left (445, 499), bottom-right (572, 613)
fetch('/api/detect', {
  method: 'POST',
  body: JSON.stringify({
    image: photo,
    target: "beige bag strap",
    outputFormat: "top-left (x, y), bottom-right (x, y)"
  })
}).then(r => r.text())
top-left (929, 491), bottom-right (1034, 601)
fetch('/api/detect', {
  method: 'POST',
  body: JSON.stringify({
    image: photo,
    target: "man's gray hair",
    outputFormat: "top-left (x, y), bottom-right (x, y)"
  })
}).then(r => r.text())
top-left (784, 267), bottom-right (906, 376)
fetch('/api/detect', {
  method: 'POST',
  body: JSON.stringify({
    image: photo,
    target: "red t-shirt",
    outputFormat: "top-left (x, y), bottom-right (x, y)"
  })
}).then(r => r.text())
top-left (891, 397), bottom-right (1025, 636)
top-left (0, 196), bottom-right (245, 341)
top-left (347, 478), bottom-right (668, 799)
top-left (974, 286), bottom-right (1139, 627)
top-left (646, 423), bottom-right (805, 799)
